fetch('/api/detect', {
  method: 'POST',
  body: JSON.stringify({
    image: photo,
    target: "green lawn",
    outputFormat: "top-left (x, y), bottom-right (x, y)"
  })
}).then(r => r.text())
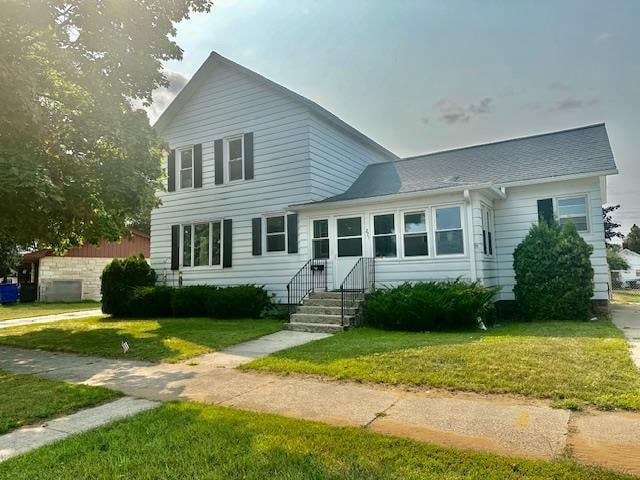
top-left (0, 369), bottom-right (120, 434)
top-left (612, 290), bottom-right (640, 304)
top-left (246, 320), bottom-right (640, 410)
top-left (0, 402), bottom-right (630, 480)
top-left (0, 301), bottom-right (101, 321)
top-left (0, 316), bottom-right (283, 362)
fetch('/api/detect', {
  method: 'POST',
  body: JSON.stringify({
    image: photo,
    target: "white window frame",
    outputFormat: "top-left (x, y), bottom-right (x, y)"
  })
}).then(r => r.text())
top-left (400, 209), bottom-right (430, 259)
top-left (433, 204), bottom-right (466, 257)
top-left (312, 218), bottom-right (330, 260)
top-left (178, 147), bottom-right (194, 190)
top-left (371, 212), bottom-right (398, 259)
top-left (224, 135), bottom-right (244, 183)
top-left (179, 221), bottom-right (223, 269)
top-left (556, 194), bottom-right (589, 233)
top-left (264, 214), bottom-right (287, 255)
top-left (336, 215), bottom-right (364, 258)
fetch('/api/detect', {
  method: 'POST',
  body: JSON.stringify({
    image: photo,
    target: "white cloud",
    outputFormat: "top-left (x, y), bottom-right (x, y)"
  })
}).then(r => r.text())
top-left (144, 70), bottom-right (190, 124)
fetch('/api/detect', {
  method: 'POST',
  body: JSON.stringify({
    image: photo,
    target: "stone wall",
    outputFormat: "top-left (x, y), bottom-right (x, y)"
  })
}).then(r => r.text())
top-left (39, 257), bottom-right (114, 301)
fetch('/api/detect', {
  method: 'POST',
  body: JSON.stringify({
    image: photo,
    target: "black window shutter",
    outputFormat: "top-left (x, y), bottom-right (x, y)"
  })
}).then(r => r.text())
top-left (488, 231), bottom-right (493, 255)
top-left (223, 219), bottom-right (232, 268)
top-left (170, 225), bottom-right (180, 270)
top-left (537, 198), bottom-right (554, 225)
top-left (193, 143), bottom-right (203, 188)
top-left (244, 132), bottom-right (254, 180)
top-left (287, 213), bottom-right (298, 254)
top-left (214, 139), bottom-right (223, 185)
top-left (167, 149), bottom-right (176, 192)
top-left (482, 230), bottom-right (487, 255)
top-left (252, 217), bottom-right (262, 256)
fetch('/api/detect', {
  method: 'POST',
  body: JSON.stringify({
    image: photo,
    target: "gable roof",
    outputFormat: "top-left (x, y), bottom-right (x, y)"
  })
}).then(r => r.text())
top-left (306, 123), bottom-right (617, 205)
top-left (153, 52), bottom-right (398, 160)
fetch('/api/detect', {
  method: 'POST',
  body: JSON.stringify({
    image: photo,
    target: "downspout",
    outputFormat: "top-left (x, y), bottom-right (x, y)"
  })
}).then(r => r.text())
top-left (464, 189), bottom-right (478, 282)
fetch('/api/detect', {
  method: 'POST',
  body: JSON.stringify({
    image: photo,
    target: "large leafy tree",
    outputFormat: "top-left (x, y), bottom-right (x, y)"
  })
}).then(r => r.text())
top-left (626, 224), bottom-right (640, 254)
top-left (0, 0), bottom-right (212, 250)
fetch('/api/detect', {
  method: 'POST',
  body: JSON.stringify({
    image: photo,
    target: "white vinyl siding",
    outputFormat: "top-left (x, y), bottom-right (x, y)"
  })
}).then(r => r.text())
top-left (308, 115), bottom-right (393, 201)
top-left (493, 177), bottom-right (608, 301)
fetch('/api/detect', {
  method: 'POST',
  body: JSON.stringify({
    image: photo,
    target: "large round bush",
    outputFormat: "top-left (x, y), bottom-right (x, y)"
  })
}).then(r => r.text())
top-left (513, 221), bottom-right (594, 320)
top-left (101, 255), bottom-right (156, 316)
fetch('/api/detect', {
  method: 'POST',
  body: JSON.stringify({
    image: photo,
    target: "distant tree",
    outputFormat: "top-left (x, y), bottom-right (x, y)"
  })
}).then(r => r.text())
top-left (603, 205), bottom-right (624, 245)
top-left (607, 249), bottom-right (630, 271)
top-left (625, 224), bottom-right (640, 254)
top-left (0, 0), bottom-right (212, 251)
top-left (0, 239), bottom-right (20, 282)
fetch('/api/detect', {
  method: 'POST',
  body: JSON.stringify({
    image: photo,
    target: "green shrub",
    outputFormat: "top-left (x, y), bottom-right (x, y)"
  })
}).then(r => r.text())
top-left (513, 221), bottom-right (594, 321)
top-left (101, 255), bottom-right (156, 316)
top-left (128, 286), bottom-right (173, 318)
top-left (207, 285), bottom-right (270, 319)
top-left (607, 249), bottom-right (629, 271)
top-left (364, 280), bottom-right (498, 331)
top-left (171, 286), bottom-right (216, 317)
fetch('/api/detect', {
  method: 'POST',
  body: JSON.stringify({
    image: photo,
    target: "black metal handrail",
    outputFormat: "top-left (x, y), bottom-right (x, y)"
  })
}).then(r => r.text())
top-left (286, 258), bottom-right (328, 318)
top-left (340, 257), bottom-right (375, 326)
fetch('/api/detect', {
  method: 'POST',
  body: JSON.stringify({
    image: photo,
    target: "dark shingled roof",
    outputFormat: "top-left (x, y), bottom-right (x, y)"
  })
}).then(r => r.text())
top-left (313, 123), bottom-right (616, 204)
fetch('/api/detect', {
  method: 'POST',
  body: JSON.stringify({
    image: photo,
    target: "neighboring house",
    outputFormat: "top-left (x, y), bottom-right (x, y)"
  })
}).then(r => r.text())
top-left (151, 51), bottom-right (617, 329)
top-left (20, 232), bottom-right (150, 302)
top-left (617, 249), bottom-right (640, 287)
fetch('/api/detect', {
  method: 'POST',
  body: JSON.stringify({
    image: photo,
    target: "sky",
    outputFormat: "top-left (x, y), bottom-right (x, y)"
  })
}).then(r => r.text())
top-left (150, 0), bottom-right (639, 237)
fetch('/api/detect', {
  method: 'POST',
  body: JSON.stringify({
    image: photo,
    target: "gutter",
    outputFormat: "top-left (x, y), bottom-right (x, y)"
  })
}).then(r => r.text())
top-left (464, 189), bottom-right (478, 282)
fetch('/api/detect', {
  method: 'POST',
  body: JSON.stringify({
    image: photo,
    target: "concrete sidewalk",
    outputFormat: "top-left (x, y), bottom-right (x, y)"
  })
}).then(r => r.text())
top-left (0, 397), bottom-right (159, 462)
top-left (3, 345), bottom-right (640, 475)
top-left (0, 309), bottom-right (104, 329)
top-left (612, 303), bottom-right (640, 369)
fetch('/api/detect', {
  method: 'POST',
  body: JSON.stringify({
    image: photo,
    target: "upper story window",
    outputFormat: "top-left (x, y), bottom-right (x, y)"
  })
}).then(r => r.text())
top-left (435, 206), bottom-right (464, 255)
top-left (179, 148), bottom-right (193, 189)
top-left (373, 213), bottom-right (396, 258)
top-left (558, 196), bottom-right (588, 232)
top-left (403, 211), bottom-right (429, 257)
top-left (266, 216), bottom-right (286, 252)
top-left (226, 136), bottom-right (244, 182)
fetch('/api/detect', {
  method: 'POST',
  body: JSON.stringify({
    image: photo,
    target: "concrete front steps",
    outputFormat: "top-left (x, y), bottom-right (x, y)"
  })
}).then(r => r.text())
top-left (287, 291), bottom-right (363, 333)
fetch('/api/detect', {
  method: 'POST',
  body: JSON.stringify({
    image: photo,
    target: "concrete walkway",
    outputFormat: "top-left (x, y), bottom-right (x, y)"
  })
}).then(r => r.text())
top-left (3, 345), bottom-right (640, 474)
top-left (612, 303), bottom-right (640, 369)
top-left (0, 397), bottom-right (159, 461)
top-left (0, 309), bottom-right (104, 329)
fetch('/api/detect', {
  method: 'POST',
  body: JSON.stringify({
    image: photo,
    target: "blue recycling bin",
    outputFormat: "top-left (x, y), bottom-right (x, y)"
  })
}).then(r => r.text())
top-left (0, 283), bottom-right (19, 304)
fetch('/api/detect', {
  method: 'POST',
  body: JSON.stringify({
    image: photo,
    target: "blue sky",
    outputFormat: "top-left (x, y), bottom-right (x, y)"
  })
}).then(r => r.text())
top-left (153, 0), bottom-right (639, 235)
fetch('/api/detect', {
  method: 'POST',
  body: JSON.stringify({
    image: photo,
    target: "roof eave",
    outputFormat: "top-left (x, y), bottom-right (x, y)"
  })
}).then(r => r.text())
top-left (497, 169), bottom-right (618, 189)
top-left (289, 183), bottom-right (497, 211)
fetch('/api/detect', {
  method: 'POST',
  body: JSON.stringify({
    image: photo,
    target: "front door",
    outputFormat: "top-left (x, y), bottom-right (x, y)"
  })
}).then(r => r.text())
top-left (334, 216), bottom-right (364, 288)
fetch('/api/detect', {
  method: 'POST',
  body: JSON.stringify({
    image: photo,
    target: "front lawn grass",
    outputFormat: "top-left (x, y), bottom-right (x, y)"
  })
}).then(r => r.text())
top-left (0, 402), bottom-right (631, 480)
top-left (0, 316), bottom-right (283, 362)
top-left (0, 369), bottom-right (120, 434)
top-left (246, 320), bottom-right (640, 410)
top-left (0, 301), bottom-right (101, 321)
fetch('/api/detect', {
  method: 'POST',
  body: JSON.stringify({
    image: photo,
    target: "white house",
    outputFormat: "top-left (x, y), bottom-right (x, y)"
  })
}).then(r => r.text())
top-left (151, 52), bottom-right (617, 331)
top-left (617, 249), bottom-right (640, 287)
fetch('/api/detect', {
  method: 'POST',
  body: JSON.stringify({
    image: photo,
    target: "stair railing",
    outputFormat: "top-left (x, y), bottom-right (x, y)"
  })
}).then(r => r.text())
top-left (340, 257), bottom-right (375, 327)
top-left (286, 258), bottom-right (328, 319)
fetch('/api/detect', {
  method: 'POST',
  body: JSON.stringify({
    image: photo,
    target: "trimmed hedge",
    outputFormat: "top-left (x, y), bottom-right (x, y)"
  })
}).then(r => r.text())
top-left (207, 285), bottom-right (271, 319)
top-left (101, 255), bottom-right (156, 316)
top-left (171, 286), bottom-right (215, 317)
top-left (364, 280), bottom-right (498, 331)
top-left (513, 221), bottom-right (594, 321)
top-left (128, 286), bottom-right (174, 318)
